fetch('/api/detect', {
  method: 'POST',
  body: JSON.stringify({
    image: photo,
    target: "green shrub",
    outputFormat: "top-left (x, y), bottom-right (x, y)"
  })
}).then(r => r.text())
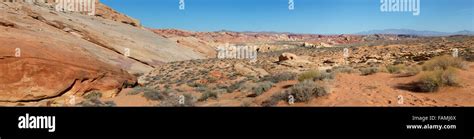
top-left (422, 55), bottom-right (466, 71)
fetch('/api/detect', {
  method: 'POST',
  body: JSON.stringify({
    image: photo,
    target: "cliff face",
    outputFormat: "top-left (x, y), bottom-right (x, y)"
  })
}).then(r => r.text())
top-left (0, 1), bottom-right (205, 102)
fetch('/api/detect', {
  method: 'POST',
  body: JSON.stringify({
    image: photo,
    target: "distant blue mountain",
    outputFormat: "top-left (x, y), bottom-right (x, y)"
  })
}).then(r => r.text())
top-left (357, 29), bottom-right (474, 36)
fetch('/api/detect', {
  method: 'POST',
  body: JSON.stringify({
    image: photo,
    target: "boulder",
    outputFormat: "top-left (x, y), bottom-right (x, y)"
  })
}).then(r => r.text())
top-left (279, 53), bottom-right (299, 62)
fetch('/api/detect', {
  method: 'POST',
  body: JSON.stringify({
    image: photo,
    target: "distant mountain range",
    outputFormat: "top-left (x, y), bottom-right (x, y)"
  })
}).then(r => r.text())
top-left (357, 29), bottom-right (474, 36)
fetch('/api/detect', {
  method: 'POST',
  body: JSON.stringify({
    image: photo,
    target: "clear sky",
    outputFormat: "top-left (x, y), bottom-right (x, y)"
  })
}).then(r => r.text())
top-left (101, 0), bottom-right (473, 34)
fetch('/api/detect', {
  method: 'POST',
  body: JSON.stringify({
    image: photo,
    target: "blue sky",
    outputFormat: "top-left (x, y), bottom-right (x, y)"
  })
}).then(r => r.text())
top-left (102, 0), bottom-right (473, 34)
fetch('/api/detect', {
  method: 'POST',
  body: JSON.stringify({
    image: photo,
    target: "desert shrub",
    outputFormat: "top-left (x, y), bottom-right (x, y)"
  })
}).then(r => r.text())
top-left (227, 81), bottom-right (245, 93)
top-left (360, 67), bottom-right (379, 76)
top-left (143, 89), bottom-right (167, 101)
top-left (317, 71), bottom-right (335, 81)
top-left (422, 55), bottom-right (466, 71)
top-left (77, 99), bottom-right (116, 107)
top-left (195, 86), bottom-right (208, 92)
top-left (128, 87), bottom-right (158, 95)
top-left (285, 80), bottom-right (329, 102)
top-left (298, 70), bottom-right (320, 81)
top-left (386, 64), bottom-right (406, 74)
top-left (332, 66), bottom-right (358, 74)
top-left (128, 87), bottom-right (143, 95)
top-left (198, 91), bottom-right (218, 101)
top-left (261, 92), bottom-right (288, 107)
top-left (417, 70), bottom-right (443, 92)
top-left (187, 82), bottom-right (205, 88)
top-left (416, 67), bottom-right (460, 92)
top-left (251, 81), bottom-right (274, 96)
top-left (404, 65), bottom-right (422, 76)
top-left (441, 67), bottom-right (460, 86)
top-left (297, 70), bottom-right (333, 82)
top-left (386, 64), bottom-right (421, 76)
top-left (260, 72), bottom-right (296, 83)
top-left (213, 88), bottom-right (228, 94)
top-left (84, 91), bottom-right (102, 100)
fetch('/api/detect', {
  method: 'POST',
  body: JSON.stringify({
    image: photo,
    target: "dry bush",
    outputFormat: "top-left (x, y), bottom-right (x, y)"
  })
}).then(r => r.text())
top-left (251, 81), bottom-right (274, 97)
top-left (359, 67), bottom-right (379, 76)
top-left (332, 66), bottom-right (358, 74)
top-left (387, 64), bottom-right (406, 74)
top-left (285, 80), bottom-right (330, 102)
top-left (298, 70), bottom-right (320, 82)
top-left (416, 67), bottom-right (460, 92)
top-left (261, 72), bottom-right (296, 83)
top-left (422, 55), bottom-right (466, 71)
top-left (298, 70), bottom-right (334, 81)
top-left (198, 90), bottom-right (218, 101)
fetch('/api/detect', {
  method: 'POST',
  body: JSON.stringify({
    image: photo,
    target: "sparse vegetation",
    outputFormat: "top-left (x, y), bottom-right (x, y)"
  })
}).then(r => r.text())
top-left (143, 89), bottom-right (168, 101)
top-left (83, 91), bottom-right (102, 100)
top-left (77, 99), bottom-right (116, 107)
top-left (412, 55), bottom-right (466, 92)
top-left (416, 67), bottom-right (460, 92)
top-left (285, 80), bottom-right (329, 102)
top-left (260, 72), bottom-right (296, 83)
top-left (332, 66), bottom-right (358, 74)
top-left (261, 92), bottom-right (288, 107)
top-left (298, 70), bottom-right (320, 81)
top-left (360, 67), bottom-right (379, 76)
top-left (386, 64), bottom-right (421, 76)
top-left (250, 81), bottom-right (274, 97)
top-left (227, 81), bottom-right (245, 93)
top-left (198, 90), bottom-right (218, 101)
top-left (386, 64), bottom-right (406, 74)
top-left (297, 70), bottom-right (334, 82)
top-left (404, 65), bottom-right (422, 76)
top-left (422, 55), bottom-right (466, 71)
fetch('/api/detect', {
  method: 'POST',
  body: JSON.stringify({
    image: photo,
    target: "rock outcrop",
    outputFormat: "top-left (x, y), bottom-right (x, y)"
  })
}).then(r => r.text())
top-left (0, 1), bottom-right (205, 102)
